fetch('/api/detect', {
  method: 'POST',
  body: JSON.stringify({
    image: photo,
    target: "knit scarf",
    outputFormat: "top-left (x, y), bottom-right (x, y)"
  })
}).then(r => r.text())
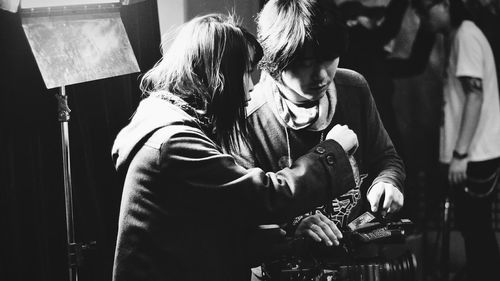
top-left (272, 80), bottom-right (337, 131)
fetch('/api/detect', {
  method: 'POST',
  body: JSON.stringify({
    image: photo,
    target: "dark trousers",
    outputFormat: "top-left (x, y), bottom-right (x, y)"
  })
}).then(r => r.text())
top-left (439, 158), bottom-right (500, 281)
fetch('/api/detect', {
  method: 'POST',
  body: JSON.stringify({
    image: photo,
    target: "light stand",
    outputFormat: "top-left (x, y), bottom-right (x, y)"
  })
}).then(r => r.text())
top-left (56, 86), bottom-right (99, 281)
top-left (56, 86), bottom-right (78, 281)
top-left (5, 1), bottom-right (141, 280)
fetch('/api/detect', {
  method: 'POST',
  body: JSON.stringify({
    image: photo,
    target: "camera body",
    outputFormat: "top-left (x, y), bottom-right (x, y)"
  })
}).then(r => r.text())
top-left (258, 219), bottom-right (417, 281)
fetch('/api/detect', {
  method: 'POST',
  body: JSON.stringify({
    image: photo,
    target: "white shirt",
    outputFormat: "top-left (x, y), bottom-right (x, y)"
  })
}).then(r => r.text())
top-left (440, 21), bottom-right (500, 163)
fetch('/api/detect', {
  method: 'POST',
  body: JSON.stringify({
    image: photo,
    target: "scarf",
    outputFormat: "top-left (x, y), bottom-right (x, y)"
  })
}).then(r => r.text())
top-left (271, 79), bottom-right (337, 131)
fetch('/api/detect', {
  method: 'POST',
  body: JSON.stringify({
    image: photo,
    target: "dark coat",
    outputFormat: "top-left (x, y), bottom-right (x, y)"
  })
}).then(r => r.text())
top-left (111, 96), bottom-right (356, 281)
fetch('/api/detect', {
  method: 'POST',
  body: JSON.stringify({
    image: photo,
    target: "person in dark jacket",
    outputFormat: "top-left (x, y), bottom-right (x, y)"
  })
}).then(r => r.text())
top-left (111, 13), bottom-right (360, 281)
top-left (232, 0), bottom-right (406, 252)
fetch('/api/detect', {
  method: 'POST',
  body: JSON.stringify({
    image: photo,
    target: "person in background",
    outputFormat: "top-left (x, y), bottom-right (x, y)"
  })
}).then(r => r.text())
top-left (414, 0), bottom-right (500, 280)
top-left (111, 13), bottom-right (360, 281)
top-left (233, 0), bottom-right (405, 256)
top-left (338, 0), bottom-right (410, 157)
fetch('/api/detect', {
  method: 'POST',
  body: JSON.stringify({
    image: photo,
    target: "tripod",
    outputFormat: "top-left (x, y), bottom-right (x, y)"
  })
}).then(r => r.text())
top-left (422, 181), bottom-right (454, 281)
top-left (440, 193), bottom-right (452, 281)
top-left (422, 160), bottom-right (500, 281)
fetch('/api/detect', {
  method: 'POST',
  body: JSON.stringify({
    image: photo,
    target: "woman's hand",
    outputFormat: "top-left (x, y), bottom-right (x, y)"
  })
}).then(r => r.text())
top-left (325, 124), bottom-right (358, 155)
top-left (294, 212), bottom-right (342, 246)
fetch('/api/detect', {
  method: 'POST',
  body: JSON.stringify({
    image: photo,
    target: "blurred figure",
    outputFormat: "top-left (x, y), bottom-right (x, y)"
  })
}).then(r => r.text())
top-left (414, 0), bottom-right (500, 280)
top-left (338, 0), bottom-right (410, 158)
top-left (111, 13), bottom-right (359, 281)
top-left (338, 0), bottom-right (438, 223)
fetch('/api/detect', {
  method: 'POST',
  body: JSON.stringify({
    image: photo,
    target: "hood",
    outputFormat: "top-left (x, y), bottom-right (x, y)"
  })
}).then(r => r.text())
top-left (111, 96), bottom-right (196, 172)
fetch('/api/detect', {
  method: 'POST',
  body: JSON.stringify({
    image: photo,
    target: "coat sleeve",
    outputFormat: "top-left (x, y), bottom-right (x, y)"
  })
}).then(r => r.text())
top-left (159, 125), bottom-right (355, 225)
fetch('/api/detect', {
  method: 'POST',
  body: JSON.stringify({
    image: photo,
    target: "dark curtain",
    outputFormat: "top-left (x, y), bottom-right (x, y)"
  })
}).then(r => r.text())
top-left (0, 1), bottom-right (161, 281)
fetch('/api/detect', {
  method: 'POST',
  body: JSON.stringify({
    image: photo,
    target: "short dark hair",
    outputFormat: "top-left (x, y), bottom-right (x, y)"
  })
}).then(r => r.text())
top-left (140, 14), bottom-right (262, 151)
top-left (257, 0), bottom-right (349, 79)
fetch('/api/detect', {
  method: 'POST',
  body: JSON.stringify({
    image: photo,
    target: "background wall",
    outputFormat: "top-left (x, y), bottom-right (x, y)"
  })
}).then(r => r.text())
top-left (156, 0), bottom-right (184, 45)
top-left (156, 0), bottom-right (260, 49)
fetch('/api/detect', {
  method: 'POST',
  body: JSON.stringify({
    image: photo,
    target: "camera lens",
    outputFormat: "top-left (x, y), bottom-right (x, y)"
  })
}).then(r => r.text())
top-left (380, 251), bottom-right (417, 281)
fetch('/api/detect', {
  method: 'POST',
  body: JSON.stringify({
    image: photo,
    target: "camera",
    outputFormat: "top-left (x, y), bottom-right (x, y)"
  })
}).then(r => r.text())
top-left (256, 218), bottom-right (418, 281)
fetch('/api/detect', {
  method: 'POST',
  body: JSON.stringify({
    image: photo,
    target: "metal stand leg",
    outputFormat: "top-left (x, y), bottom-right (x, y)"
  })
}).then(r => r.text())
top-left (56, 86), bottom-right (96, 281)
top-left (56, 86), bottom-right (78, 281)
top-left (441, 195), bottom-right (451, 281)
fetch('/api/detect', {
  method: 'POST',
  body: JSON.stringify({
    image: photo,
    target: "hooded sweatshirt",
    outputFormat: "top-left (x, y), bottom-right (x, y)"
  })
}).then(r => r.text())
top-left (111, 96), bottom-right (356, 281)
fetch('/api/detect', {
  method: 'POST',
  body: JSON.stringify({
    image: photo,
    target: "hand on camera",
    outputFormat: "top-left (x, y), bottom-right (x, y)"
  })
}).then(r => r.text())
top-left (294, 212), bottom-right (342, 247)
top-left (325, 124), bottom-right (358, 155)
top-left (366, 182), bottom-right (404, 217)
